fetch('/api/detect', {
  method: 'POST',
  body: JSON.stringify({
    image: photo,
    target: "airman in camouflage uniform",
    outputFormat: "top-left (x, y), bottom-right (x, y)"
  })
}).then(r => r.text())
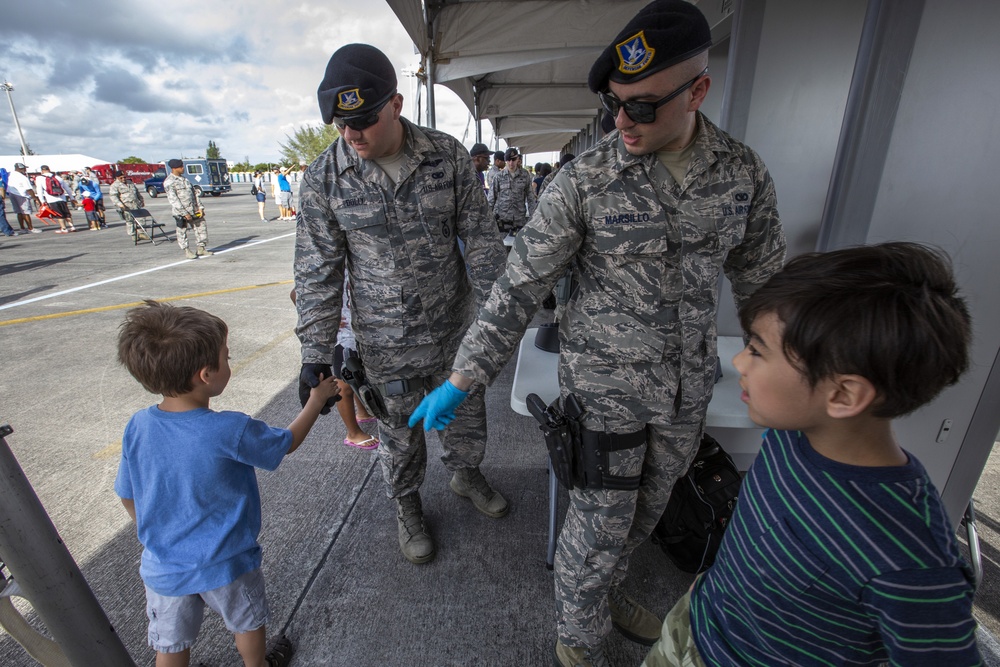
top-left (163, 159), bottom-right (210, 259)
top-left (411, 2), bottom-right (786, 665)
top-left (295, 44), bottom-right (508, 566)
top-left (108, 171), bottom-right (146, 237)
top-left (487, 147), bottom-right (536, 234)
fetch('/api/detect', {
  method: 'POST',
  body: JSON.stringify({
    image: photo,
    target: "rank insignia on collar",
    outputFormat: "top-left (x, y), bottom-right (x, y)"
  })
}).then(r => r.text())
top-left (337, 89), bottom-right (364, 112)
top-left (616, 31), bottom-right (655, 75)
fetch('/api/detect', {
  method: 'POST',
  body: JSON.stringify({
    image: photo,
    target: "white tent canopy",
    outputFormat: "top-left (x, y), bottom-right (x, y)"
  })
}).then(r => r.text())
top-left (385, 0), bottom-right (730, 154)
top-left (0, 154), bottom-right (111, 174)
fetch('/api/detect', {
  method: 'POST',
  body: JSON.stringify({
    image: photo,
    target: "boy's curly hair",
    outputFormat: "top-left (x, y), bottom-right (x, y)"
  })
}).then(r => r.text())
top-left (739, 242), bottom-right (971, 418)
top-left (117, 300), bottom-right (228, 396)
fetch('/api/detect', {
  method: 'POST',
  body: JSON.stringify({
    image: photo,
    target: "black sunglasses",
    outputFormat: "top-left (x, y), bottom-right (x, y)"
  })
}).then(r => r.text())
top-left (599, 68), bottom-right (708, 124)
top-left (332, 93), bottom-right (395, 132)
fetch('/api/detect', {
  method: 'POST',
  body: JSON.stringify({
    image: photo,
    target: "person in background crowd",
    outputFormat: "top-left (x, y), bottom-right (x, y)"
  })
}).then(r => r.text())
top-left (409, 2), bottom-right (786, 664)
top-left (532, 162), bottom-right (552, 197)
top-left (277, 167), bottom-right (293, 220)
top-left (539, 153), bottom-right (575, 196)
top-left (485, 150), bottom-right (504, 192)
top-left (84, 167), bottom-right (106, 225)
top-left (109, 170), bottom-right (148, 238)
top-left (470, 143), bottom-right (491, 194)
top-left (295, 42), bottom-right (507, 566)
top-left (76, 176), bottom-right (106, 227)
top-left (5, 163), bottom-right (41, 233)
top-left (35, 164), bottom-right (75, 233)
top-left (487, 147), bottom-right (536, 235)
top-left (0, 168), bottom-right (21, 236)
top-left (253, 170), bottom-right (268, 221)
top-left (81, 192), bottom-right (102, 231)
top-left (164, 158), bottom-right (212, 260)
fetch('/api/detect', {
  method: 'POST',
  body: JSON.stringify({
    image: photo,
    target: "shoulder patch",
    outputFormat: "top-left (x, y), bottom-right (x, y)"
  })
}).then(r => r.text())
top-left (616, 31), bottom-right (655, 75)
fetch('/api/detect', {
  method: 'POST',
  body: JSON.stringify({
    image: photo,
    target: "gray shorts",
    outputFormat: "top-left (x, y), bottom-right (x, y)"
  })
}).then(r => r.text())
top-left (278, 191), bottom-right (291, 207)
top-left (10, 193), bottom-right (34, 215)
top-left (144, 568), bottom-right (269, 653)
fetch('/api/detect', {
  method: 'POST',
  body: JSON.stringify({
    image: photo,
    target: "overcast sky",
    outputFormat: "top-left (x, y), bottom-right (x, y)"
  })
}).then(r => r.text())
top-left (0, 1), bottom-right (517, 165)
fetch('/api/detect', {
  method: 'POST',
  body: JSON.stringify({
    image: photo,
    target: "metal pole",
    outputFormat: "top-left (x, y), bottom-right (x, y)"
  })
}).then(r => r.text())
top-left (474, 83), bottom-right (482, 143)
top-left (1, 82), bottom-right (30, 157)
top-left (0, 426), bottom-right (136, 666)
top-left (425, 52), bottom-right (437, 129)
top-left (422, 1), bottom-right (437, 128)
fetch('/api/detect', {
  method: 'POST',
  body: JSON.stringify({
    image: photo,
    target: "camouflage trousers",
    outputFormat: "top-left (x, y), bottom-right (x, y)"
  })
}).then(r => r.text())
top-left (376, 370), bottom-right (489, 498)
top-left (554, 418), bottom-right (703, 649)
top-left (174, 216), bottom-right (208, 250)
top-left (641, 590), bottom-right (707, 667)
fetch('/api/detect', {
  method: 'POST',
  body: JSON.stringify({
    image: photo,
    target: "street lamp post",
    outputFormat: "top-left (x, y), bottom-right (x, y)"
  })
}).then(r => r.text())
top-left (1, 81), bottom-right (31, 158)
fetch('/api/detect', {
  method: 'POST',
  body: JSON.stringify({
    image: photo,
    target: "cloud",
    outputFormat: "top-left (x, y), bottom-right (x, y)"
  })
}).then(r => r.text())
top-left (92, 69), bottom-right (205, 115)
top-left (0, 1), bottom-right (478, 163)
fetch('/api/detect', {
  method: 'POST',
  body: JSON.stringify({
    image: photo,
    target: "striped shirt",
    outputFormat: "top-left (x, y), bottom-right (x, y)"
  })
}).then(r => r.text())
top-left (691, 428), bottom-right (981, 666)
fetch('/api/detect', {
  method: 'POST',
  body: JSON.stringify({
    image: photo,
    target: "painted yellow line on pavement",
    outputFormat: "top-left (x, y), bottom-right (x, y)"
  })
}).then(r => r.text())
top-left (0, 280), bottom-right (294, 328)
top-left (94, 441), bottom-right (123, 460)
top-left (231, 329), bottom-right (297, 376)
top-left (92, 327), bottom-right (298, 461)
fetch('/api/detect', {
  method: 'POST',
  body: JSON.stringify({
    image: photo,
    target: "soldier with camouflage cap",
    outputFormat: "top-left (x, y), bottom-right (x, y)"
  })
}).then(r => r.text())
top-left (411, 1), bottom-right (786, 664)
top-left (164, 159), bottom-right (212, 259)
top-left (108, 170), bottom-right (147, 238)
top-left (295, 43), bottom-right (508, 566)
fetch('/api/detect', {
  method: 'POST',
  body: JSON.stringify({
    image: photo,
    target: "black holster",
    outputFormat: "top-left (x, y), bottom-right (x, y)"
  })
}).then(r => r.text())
top-left (578, 428), bottom-right (645, 490)
top-left (527, 393), bottom-right (645, 491)
top-left (341, 355), bottom-right (388, 420)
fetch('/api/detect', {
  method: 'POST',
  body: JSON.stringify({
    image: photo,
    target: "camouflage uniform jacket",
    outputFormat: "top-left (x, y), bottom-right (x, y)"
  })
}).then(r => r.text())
top-left (163, 173), bottom-right (200, 217)
top-left (488, 167), bottom-right (536, 223)
top-left (485, 165), bottom-right (502, 192)
top-left (108, 179), bottom-right (144, 210)
top-left (295, 117), bottom-right (506, 381)
top-left (455, 112), bottom-right (786, 426)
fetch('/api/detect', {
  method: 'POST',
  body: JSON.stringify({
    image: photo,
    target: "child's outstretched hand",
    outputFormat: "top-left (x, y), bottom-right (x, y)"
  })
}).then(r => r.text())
top-left (310, 373), bottom-right (341, 408)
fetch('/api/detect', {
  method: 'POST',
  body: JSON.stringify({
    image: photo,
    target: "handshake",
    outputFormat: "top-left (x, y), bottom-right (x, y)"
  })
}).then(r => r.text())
top-left (298, 363), bottom-right (342, 414)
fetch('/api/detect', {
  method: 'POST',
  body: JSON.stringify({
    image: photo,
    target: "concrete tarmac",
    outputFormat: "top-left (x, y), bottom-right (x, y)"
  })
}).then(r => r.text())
top-left (1, 184), bottom-right (998, 665)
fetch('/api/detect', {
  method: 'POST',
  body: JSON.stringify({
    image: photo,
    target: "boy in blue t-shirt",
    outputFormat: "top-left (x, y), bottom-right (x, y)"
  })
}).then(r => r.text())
top-left (644, 242), bottom-right (981, 666)
top-left (115, 300), bottom-right (339, 667)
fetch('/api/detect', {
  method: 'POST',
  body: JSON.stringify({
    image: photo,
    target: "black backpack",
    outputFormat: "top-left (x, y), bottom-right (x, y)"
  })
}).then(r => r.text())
top-left (652, 432), bottom-right (741, 574)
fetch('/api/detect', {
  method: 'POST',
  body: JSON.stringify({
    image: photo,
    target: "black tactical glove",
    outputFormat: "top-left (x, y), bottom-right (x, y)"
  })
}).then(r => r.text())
top-left (299, 363), bottom-right (340, 414)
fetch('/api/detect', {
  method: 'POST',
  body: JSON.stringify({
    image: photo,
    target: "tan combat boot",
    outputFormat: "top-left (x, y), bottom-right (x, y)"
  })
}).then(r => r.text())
top-left (553, 639), bottom-right (611, 667)
top-left (196, 246), bottom-right (213, 256)
top-left (608, 587), bottom-right (662, 646)
top-left (449, 467), bottom-right (509, 518)
top-left (396, 493), bottom-right (435, 564)
top-left (184, 248), bottom-right (197, 259)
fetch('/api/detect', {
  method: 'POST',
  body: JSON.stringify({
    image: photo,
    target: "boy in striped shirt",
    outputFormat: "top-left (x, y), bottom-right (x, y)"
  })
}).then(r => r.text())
top-left (645, 242), bottom-right (982, 666)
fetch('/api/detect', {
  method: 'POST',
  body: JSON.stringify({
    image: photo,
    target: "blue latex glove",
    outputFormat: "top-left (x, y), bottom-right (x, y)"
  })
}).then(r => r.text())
top-left (299, 363), bottom-right (340, 415)
top-left (408, 380), bottom-right (470, 431)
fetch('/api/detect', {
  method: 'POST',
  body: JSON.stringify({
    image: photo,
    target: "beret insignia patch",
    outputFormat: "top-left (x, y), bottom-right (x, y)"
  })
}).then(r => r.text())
top-left (616, 31), bottom-right (655, 75)
top-left (337, 88), bottom-right (364, 111)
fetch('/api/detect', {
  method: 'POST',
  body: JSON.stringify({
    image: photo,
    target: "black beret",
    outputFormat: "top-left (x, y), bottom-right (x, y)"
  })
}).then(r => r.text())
top-left (560, 153), bottom-right (575, 164)
top-left (493, 151), bottom-right (505, 161)
top-left (318, 44), bottom-right (397, 125)
top-left (167, 159), bottom-right (183, 168)
top-left (504, 147), bottom-right (520, 161)
top-left (469, 142), bottom-right (491, 157)
top-left (588, 0), bottom-right (711, 93)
